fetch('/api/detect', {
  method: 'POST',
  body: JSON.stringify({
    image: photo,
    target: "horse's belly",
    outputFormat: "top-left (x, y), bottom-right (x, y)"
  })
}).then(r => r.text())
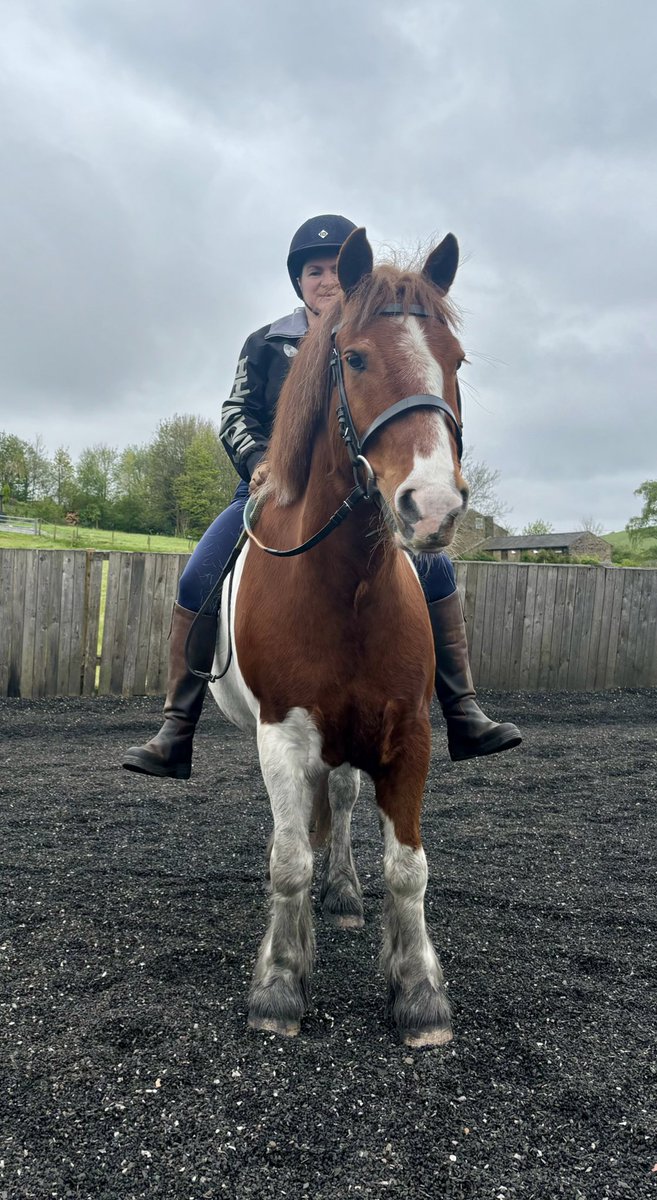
top-left (208, 542), bottom-right (259, 731)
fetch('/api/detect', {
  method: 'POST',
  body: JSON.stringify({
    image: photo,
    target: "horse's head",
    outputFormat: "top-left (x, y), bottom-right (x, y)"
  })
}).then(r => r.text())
top-left (334, 229), bottom-right (468, 552)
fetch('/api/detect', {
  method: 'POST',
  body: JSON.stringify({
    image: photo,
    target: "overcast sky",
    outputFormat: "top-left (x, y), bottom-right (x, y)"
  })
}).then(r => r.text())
top-left (2, 0), bottom-right (655, 532)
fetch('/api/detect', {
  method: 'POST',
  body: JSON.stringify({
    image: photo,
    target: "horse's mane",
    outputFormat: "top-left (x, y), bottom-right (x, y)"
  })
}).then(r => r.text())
top-left (266, 262), bottom-right (460, 505)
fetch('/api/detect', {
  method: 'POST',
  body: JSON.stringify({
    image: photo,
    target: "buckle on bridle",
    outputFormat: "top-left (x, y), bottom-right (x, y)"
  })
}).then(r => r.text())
top-left (353, 454), bottom-right (376, 499)
top-left (336, 404), bottom-right (354, 448)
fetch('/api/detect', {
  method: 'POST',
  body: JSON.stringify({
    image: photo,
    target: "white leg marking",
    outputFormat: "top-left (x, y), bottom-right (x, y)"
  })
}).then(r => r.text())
top-left (379, 812), bottom-right (451, 1044)
top-left (258, 708), bottom-right (325, 804)
top-left (258, 709), bottom-right (325, 894)
top-left (381, 814), bottom-right (441, 989)
top-left (249, 710), bottom-right (328, 1033)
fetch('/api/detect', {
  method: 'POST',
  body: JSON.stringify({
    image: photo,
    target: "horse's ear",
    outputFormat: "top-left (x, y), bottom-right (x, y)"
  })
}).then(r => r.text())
top-left (337, 227), bottom-right (374, 295)
top-left (422, 233), bottom-right (459, 294)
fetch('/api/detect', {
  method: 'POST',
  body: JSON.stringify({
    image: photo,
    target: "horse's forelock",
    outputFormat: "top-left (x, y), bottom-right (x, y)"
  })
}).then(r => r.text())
top-left (267, 263), bottom-right (458, 504)
top-left (344, 263), bottom-right (460, 333)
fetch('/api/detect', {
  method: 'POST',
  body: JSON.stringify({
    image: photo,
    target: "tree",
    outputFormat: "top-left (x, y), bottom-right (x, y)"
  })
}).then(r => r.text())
top-left (0, 432), bottom-right (29, 506)
top-left (145, 415), bottom-right (202, 535)
top-left (24, 435), bottom-right (54, 501)
top-left (0, 415), bottom-right (238, 535)
top-left (174, 428), bottom-right (236, 537)
top-left (626, 480), bottom-right (657, 545)
top-left (522, 519), bottom-right (554, 535)
top-left (460, 447), bottom-right (512, 525)
top-left (580, 514), bottom-right (604, 536)
top-left (110, 444), bottom-right (151, 532)
top-left (114, 445), bottom-right (149, 500)
top-left (74, 444), bottom-right (118, 526)
top-left (145, 414), bottom-right (234, 535)
top-left (52, 447), bottom-right (76, 510)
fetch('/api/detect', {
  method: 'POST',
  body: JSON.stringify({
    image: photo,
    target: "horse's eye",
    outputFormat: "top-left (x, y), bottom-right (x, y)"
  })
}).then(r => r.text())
top-left (345, 352), bottom-right (366, 372)
top-left (456, 359), bottom-right (464, 372)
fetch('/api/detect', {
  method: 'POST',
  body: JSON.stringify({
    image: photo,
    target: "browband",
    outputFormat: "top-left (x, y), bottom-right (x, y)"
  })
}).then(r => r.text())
top-left (331, 303), bottom-right (445, 335)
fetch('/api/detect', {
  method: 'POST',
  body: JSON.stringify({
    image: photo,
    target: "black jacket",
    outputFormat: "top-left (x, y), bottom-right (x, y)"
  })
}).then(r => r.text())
top-left (220, 308), bottom-right (308, 482)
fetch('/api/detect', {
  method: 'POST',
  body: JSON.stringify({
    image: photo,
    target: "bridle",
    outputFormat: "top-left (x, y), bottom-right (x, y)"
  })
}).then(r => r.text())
top-left (188, 302), bottom-right (464, 679)
top-left (332, 303), bottom-right (463, 499)
top-left (243, 302), bottom-right (463, 555)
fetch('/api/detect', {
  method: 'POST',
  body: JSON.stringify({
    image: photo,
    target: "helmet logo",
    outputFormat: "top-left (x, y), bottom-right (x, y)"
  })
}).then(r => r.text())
top-left (283, 344), bottom-right (298, 358)
top-left (318, 229), bottom-right (329, 238)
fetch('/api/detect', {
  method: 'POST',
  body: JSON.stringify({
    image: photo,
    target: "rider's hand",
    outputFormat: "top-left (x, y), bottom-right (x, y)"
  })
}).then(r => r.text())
top-left (249, 460), bottom-right (271, 494)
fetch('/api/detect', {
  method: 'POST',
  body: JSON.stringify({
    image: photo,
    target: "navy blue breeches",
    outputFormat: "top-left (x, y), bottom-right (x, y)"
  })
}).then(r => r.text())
top-left (177, 480), bottom-right (457, 613)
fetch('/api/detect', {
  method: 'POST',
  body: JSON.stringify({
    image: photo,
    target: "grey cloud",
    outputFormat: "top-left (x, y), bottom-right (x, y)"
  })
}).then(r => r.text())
top-left (1, 0), bottom-right (655, 532)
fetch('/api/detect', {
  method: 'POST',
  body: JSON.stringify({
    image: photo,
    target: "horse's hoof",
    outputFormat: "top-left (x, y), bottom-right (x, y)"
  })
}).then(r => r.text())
top-left (330, 914), bottom-right (365, 930)
top-left (248, 1016), bottom-right (300, 1038)
top-left (402, 1027), bottom-right (453, 1049)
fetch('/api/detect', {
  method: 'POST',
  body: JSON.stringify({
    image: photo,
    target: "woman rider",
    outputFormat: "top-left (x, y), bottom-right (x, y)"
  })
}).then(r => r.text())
top-left (123, 215), bottom-right (521, 778)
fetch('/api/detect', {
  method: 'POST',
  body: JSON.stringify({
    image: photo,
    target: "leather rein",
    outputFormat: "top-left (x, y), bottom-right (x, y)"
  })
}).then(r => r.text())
top-left (243, 303), bottom-right (463, 557)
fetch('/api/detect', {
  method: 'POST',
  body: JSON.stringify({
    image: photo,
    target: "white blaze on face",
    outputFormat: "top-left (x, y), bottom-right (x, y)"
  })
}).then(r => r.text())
top-left (393, 318), bottom-right (465, 542)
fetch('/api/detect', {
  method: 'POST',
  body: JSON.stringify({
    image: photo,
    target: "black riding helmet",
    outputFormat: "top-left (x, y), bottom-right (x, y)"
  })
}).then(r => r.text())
top-left (287, 214), bottom-right (358, 298)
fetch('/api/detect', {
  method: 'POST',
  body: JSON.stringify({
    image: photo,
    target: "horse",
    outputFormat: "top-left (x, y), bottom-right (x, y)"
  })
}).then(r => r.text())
top-left (210, 227), bottom-right (468, 1047)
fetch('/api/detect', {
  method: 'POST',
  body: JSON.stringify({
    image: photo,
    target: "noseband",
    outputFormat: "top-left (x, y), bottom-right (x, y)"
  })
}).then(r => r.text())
top-left (331, 303), bottom-right (463, 498)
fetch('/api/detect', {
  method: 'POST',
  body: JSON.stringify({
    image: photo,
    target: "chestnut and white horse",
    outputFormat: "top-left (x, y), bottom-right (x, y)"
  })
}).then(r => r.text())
top-left (210, 228), bottom-right (468, 1046)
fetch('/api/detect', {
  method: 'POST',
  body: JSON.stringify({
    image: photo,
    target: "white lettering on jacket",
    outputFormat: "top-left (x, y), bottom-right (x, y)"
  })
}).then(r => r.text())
top-left (231, 356), bottom-right (249, 399)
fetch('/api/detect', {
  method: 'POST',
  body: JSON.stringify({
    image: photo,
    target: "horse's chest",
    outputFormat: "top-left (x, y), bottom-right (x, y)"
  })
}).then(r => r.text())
top-left (229, 541), bottom-right (433, 735)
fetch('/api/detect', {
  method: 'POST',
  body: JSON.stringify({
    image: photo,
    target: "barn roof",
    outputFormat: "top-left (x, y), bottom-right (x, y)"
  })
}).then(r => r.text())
top-left (479, 532), bottom-right (611, 551)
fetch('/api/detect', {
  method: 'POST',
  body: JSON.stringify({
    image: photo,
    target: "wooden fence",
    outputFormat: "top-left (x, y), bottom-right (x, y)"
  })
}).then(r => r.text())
top-left (0, 549), bottom-right (189, 699)
top-left (457, 560), bottom-right (657, 692)
top-left (0, 549), bottom-right (656, 698)
top-left (0, 514), bottom-right (40, 535)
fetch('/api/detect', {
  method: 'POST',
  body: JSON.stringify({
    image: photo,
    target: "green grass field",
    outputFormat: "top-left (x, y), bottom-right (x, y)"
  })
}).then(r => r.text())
top-left (0, 523), bottom-right (197, 553)
top-left (2, 521), bottom-right (655, 564)
top-left (603, 528), bottom-right (657, 563)
top-left (604, 528), bottom-right (657, 549)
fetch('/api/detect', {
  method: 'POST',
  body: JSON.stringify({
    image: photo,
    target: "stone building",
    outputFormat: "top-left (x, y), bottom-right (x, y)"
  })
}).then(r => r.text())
top-left (476, 531), bottom-right (613, 562)
top-left (450, 510), bottom-right (509, 557)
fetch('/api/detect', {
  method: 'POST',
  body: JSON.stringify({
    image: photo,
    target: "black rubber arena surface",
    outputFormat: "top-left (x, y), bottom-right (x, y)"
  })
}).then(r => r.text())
top-left (1, 690), bottom-right (655, 1199)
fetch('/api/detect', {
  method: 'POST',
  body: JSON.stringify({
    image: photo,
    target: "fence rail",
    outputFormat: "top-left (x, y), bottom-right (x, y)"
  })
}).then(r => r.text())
top-left (0, 549), bottom-right (656, 698)
top-left (0, 514), bottom-right (40, 535)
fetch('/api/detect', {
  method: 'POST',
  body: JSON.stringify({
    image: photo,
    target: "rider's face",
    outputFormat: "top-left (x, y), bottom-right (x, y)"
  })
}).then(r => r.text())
top-left (299, 256), bottom-right (339, 316)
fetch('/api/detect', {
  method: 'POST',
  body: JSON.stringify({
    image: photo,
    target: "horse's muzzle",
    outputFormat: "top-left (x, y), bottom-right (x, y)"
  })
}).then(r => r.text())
top-left (393, 488), bottom-right (467, 552)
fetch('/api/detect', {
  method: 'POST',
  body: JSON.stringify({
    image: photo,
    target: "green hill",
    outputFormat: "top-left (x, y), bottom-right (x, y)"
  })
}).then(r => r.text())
top-left (604, 528), bottom-right (657, 565)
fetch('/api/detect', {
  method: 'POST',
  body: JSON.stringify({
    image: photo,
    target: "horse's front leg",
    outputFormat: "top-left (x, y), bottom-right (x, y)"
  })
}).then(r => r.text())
top-left (320, 765), bottom-right (364, 929)
top-left (375, 720), bottom-right (452, 1048)
top-left (249, 712), bottom-right (325, 1038)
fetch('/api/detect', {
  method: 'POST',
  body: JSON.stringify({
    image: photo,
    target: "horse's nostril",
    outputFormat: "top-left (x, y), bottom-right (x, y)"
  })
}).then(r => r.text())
top-left (397, 488), bottom-right (421, 525)
top-left (445, 505), bottom-right (464, 527)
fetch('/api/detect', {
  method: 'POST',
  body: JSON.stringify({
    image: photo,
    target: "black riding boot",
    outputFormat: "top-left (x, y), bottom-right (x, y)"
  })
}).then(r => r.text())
top-left (122, 603), bottom-right (217, 779)
top-left (428, 591), bottom-right (522, 762)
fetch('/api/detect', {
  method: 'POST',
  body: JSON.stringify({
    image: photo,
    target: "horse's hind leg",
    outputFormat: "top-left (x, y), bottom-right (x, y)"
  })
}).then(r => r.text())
top-left (375, 726), bottom-right (452, 1048)
top-left (248, 713), bottom-right (323, 1038)
top-left (320, 766), bottom-right (364, 930)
